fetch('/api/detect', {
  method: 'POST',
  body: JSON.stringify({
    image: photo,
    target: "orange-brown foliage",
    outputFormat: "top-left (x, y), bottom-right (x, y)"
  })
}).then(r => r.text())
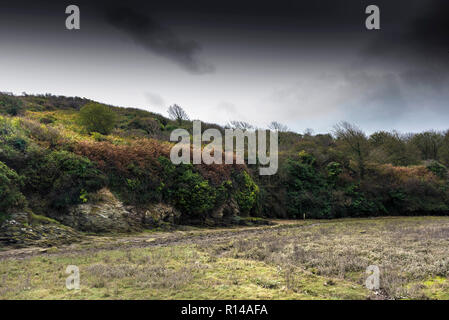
top-left (74, 138), bottom-right (246, 185)
top-left (376, 164), bottom-right (439, 184)
top-left (192, 148), bottom-right (247, 185)
top-left (74, 139), bottom-right (171, 172)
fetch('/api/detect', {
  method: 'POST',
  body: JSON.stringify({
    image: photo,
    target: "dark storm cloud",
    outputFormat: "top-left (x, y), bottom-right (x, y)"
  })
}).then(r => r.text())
top-left (360, 0), bottom-right (449, 88)
top-left (103, 6), bottom-right (214, 74)
top-left (1, 0), bottom-right (448, 133)
top-left (408, 1), bottom-right (449, 50)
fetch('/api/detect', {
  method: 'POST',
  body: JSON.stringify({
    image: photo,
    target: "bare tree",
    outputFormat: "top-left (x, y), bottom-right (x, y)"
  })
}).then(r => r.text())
top-left (303, 128), bottom-right (314, 136)
top-left (167, 104), bottom-right (189, 124)
top-left (410, 130), bottom-right (444, 160)
top-left (268, 121), bottom-right (288, 132)
top-left (333, 121), bottom-right (368, 180)
top-left (227, 120), bottom-right (254, 130)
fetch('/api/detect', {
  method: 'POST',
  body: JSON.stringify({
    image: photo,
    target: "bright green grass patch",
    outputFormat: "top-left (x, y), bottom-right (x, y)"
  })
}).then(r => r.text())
top-left (421, 277), bottom-right (449, 299)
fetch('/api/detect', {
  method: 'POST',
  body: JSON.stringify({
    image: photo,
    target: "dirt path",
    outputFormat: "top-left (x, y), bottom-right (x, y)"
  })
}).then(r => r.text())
top-left (0, 220), bottom-right (318, 261)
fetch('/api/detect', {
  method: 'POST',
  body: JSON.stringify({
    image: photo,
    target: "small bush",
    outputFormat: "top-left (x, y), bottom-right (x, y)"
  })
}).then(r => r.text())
top-left (0, 94), bottom-right (24, 116)
top-left (284, 152), bottom-right (332, 218)
top-left (22, 150), bottom-right (107, 210)
top-left (0, 161), bottom-right (25, 222)
top-left (127, 117), bottom-right (161, 134)
top-left (39, 114), bottom-right (56, 124)
top-left (426, 160), bottom-right (447, 179)
top-left (233, 170), bottom-right (259, 215)
top-left (78, 103), bottom-right (117, 135)
top-left (159, 157), bottom-right (217, 216)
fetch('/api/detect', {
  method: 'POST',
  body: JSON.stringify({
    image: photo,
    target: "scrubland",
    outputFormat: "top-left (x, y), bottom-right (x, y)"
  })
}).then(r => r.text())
top-left (1, 217), bottom-right (449, 300)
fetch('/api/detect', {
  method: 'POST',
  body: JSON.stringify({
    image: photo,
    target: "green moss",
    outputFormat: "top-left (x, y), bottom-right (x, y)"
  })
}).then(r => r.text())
top-left (419, 277), bottom-right (449, 299)
top-left (29, 213), bottom-right (60, 226)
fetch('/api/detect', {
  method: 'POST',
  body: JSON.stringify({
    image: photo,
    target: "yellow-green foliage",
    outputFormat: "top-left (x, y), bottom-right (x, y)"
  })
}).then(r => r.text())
top-left (78, 103), bottom-right (117, 135)
top-left (234, 171), bottom-right (259, 215)
top-left (4, 93), bottom-right (449, 223)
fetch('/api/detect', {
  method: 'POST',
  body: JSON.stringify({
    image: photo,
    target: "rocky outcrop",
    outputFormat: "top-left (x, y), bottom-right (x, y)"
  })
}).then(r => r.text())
top-left (2, 189), bottom-right (247, 244)
top-left (211, 198), bottom-right (240, 219)
top-left (0, 212), bottom-right (81, 247)
top-left (55, 189), bottom-right (185, 233)
top-left (57, 188), bottom-right (142, 233)
top-left (139, 203), bottom-right (181, 227)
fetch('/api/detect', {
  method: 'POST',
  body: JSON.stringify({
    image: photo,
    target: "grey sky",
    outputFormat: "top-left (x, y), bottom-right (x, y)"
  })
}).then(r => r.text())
top-left (0, 0), bottom-right (447, 134)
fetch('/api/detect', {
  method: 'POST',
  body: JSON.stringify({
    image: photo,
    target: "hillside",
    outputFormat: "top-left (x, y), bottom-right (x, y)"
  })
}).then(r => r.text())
top-left (1, 92), bottom-right (449, 247)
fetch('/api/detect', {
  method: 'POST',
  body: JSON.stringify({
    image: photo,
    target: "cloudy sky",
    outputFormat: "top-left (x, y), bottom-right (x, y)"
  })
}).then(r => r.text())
top-left (0, 0), bottom-right (447, 134)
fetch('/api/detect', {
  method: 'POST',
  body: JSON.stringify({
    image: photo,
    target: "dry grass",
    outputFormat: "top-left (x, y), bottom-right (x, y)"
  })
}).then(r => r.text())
top-left (197, 217), bottom-right (449, 299)
top-left (1, 217), bottom-right (449, 299)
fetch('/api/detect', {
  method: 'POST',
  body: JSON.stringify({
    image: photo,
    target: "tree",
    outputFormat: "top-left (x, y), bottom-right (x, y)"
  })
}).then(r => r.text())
top-left (411, 131), bottom-right (443, 160)
top-left (369, 130), bottom-right (419, 166)
top-left (268, 121), bottom-right (288, 132)
top-left (284, 151), bottom-right (332, 219)
top-left (78, 103), bottom-right (117, 135)
top-left (0, 94), bottom-right (24, 116)
top-left (333, 122), bottom-right (369, 180)
top-left (0, 161), bottom-right (25, 221)
top-left (128, 117), bottom-right (161, 135)
top-left (438, 130), bottom-right (449, 167)
top-left (167, 104), bottom-right (189, 124)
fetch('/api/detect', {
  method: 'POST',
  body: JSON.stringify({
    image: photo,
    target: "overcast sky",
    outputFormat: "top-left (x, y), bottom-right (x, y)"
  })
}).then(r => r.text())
top-left (0, 0), bottom-right (447, 134)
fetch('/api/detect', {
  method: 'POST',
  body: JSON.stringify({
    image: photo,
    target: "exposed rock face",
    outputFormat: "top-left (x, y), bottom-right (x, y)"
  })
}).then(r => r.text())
top-left (0, 212), bottom-right (81, 247)
top-left (0, 189), bottom-right (248, 248)
top-left (1, 189), bottom-right (246, 247)
top-left (58, 188), bottom-right (142, 233)
top-left (211, 198), bottom-right (240, 220)
top-left (140, 203), bottom-right (181, 227)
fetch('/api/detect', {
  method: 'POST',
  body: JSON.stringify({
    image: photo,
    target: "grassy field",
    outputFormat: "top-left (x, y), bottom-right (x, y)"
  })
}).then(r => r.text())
top-left (1, 217), bottom-right (449, 300)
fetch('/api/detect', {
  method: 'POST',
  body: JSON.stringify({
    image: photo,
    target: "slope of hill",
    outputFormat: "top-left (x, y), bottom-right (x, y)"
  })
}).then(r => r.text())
top-left (1, 92), bottom-right (449, 247)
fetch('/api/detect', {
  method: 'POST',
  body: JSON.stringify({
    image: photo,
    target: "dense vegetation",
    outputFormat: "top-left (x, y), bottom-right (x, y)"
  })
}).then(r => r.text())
top-left (1, 92), bottom-right (449, 226)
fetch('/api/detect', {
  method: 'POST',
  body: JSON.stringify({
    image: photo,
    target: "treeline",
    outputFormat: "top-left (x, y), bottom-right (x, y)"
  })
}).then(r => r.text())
top-left (255, 122), bottom-right (449, 218)
top-left (1, 92), bottom-right (449, 225)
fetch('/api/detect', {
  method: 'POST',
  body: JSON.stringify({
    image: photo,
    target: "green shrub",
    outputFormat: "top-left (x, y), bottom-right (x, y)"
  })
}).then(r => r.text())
top-left (339, 184), bottom-right (385, 217)
top-left (91, 132), bottom-right (109, 142)
top-left (284, 152), bottom-right (332, 218)
top-left (158, 157), bottom-right (217, 216)
top-left (426, 160), bottom-right (447, 179)
top-left (47, 151), bottom-right (106, 208)
top-left (0, 117), bottom-right (30, 169)
top-left (127, 117), bottom-right (161, 134)
top-left (23, 150), bottom-right (107, 210)
top-left (78, 103), bottom-right (117, 135)
top-left (20, 119), bottom-right (61, 146)
top-left (326, 162), bottom-right (342, 185)
top-left (108, 164), bottom-right (162, 205)
top-left (39, 114), bottom-right (57, 124)
top-left (0, 94), bottom-right (23, 116)
top-left (176, 169), bottom-right (216, 216)
top-left (233, 171), bottom-right (259, 215)
top-left (0, 161), bottom-right (25, 222)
